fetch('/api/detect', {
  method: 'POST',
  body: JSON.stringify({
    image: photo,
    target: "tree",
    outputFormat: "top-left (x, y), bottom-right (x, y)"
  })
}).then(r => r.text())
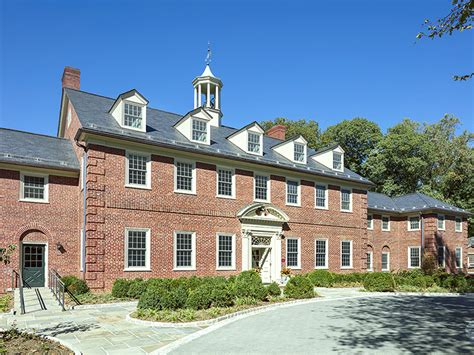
top-left (320, 118), bottom-right (382, 175)
top-left (0, 245), bottom-right (16, 265)
top-left (260, 117), bottom-right (321, 149)
top-left (416, 0), bottom-right (473, 80)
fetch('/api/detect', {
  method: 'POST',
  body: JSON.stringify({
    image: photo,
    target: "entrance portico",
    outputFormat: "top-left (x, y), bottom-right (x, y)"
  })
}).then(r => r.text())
top-left (237, 203), bottom-right (289, 283)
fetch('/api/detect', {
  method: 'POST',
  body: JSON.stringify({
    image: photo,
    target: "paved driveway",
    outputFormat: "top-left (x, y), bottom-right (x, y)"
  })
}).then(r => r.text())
top-left (170, 294), bottom-right (474, 354)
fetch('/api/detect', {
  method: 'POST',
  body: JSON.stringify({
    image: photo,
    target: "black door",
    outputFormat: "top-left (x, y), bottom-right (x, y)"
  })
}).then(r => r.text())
top-left (22, 245), bottom-right (45, 287)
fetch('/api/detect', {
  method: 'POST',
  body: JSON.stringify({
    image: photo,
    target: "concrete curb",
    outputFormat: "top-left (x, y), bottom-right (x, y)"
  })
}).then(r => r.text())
top-left (71, 300), bottom-right (138, 310)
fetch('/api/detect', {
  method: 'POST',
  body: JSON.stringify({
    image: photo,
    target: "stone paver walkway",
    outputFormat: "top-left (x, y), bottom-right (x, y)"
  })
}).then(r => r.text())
top-left (0, 302), bottom-right (202, 354)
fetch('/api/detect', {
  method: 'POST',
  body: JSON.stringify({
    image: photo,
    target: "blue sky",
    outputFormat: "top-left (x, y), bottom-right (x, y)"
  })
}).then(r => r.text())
top-left (1, 0), bottom-right (472, 136)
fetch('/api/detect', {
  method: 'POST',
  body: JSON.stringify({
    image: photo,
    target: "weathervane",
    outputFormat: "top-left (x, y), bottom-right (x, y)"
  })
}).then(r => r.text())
top-left (205, 41), bottom-right (212, 65)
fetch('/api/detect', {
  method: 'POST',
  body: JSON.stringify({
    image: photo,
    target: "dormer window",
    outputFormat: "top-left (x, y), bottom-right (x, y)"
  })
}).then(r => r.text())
top-left (248, 132), bottom-right (261, 154)
top-left (109, 90), bottom-right (148, 133)
top-left (192, 119), bottom-right (207, 143)
top-left (124, 103), bottom-right (143, 129)
top-left (333, 152), bottom-right (342, 170)
top-left (294, 143), bottom-right (305, 162)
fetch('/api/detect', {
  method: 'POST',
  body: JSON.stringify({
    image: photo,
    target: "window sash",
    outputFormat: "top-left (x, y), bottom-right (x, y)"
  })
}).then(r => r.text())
top-left (437, 215), bottom-right (445, 230)
top-left (315, 240), bottom-right (327, 268)
top-left (176, 233), bottom-right (193, 267)
top-left (255, 175), bottom-right (268, 200)
top-left (468, 254), bottom-right (474, 268)
top-left (176, 162), bottom-right (193, 191)
top-left (409, 217), bottom-right (420, 230)
top-left (127, 230), bottom-right (147, 268)
top-left (124, 103), bottom-right (142, 128)
top-left (455, 218), bottom-right (462, 232)
top-left (294, 143), bottom-right (305, 162)
top-left (128, 154), bottom-right (148, 186)
top-left (217, 169), bottom-right (233, 197)
top-left (315, 185), bottom-right (327, 208)
top-left (192, 119), bottom-right (207, 142)
top-left (382, 217), bottom-right (390, 230)
top-left (341, 241), bottom-right (352, 268)
top-left (437, 246), bottom-right (445, 267)
top-left (382, 253), bottom-right (389, 271)
top-left (286, 239), bottom-right (299, 268)
top-left (409, 247), bottom-right (420, 268)
top-left (455, 248), bottom-right (462, 268)
top-left (367, 215), bottom-right (373, 229)
top-left (248, 132), bottom-right (261, 153)
top-left (341, 189), bottom-right (351, 211)
top-left (367, 252), bottom-right (372, 271)
top-left (286, 180), bottom-right (299, 205)
top-left (217, 235), bottom-right (233, 268)
top-left (333, 152), bottom-right (342, 170)
top-left (23, 176), bottom-right (45, 200)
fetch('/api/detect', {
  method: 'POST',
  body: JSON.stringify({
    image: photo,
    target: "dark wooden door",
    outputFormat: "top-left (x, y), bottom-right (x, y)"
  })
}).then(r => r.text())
top-left (22, 245), bottom-right (45, 287)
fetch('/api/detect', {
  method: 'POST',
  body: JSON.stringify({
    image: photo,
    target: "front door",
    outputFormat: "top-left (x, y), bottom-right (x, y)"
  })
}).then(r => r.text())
top-left (252, 247), bottom-right (272, 283)
top-left (22, 244), bottom-right (45, 287)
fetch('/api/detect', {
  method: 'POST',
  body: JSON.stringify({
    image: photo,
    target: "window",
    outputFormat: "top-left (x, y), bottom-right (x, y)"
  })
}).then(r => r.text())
top-left (382, 252), bottom-right (390, 271)
top-left (468, 254), bottom-right (474, 268)
top-left (408, 216), bottom-right (420, 231)
top-left (455, 217), bottom-right (462, 232)
top-left (340, 188), bottom-right (351, 211)
top-left (437, 246), bottom-right (445, 268)
top-left (315, 239), bottom-right (328, 269)
top-left (333, 152), bottom-right (342, 170)
top-left (382, 216), bottom-right (390, 231)
top-left (174, 232), bottom-right (196, 270)
top-left (408, 246), bottom-right (421, 268)
top-left (192, 119), bottom-right (207, 142)
top-left (437, 214), bottom-right (445, 230)
top-left (175, 161), bottom-right (195, 193)
top-left (123, 102), bottom-right (143, 129)
top-left (67, 107), bottom-right (72, 127)
top-left (254, 174), bottom-right (269, 201)
top-left (216, 234), bottom-right (235, 270)
top-left (367, 251), bottom-right (373, 271)
top-left (126, 152), bottom-right (150, 188)
top-left (294, 143), bottom-right (305, 162)
top-left (286, 180), bottom-right (299, 205)
top-left (341, 240), bottom-right (352, 268)
top-left (455, 247), bottom-right (462, 269)
top-left (367, 214), bottom-right (373, 230)
top-left (124, 228), bottom-right (150, 270)
top-left (20, 173), bottom-right (48, 202)
top-left (286, 238), bottom-right (300, 268)
top-left (315, 184), bottom-right (327, 209)
top-left (217, 168), bottom-right (234, 198)
top-left (247, 132), bottom-right (261, 154)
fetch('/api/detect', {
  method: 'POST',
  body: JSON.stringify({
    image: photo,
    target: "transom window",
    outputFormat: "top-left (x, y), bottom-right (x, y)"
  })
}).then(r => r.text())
top-left (286, 238), bottom-right (300, 268)
top-left (217, 234), bottom-right (234, 269)
top-left (175, 232), bottom-right (195, 269)
top-left (409, 246), bottom-right (421, 268)
top-left (217, 168), bottom-right (233, 197)
top-left (382, 216), bottom-right (390, 231)
top-left (315, 185), bottom-right (327, 208)
top-left (286, 180), bottom-right (299, 205)
top-left (294, 143), bottom-right (305, 162)
top-left (315, 239), bottom-right (328, 268)
top-left (437, 246), bottom-right (445, 268)
top-left (437, 214), bottom-right (445, 230)
top-left (248, 132), bottom-right (261, 154)
top-left (124, 103), bottom-right (142, 129)
top-left (341, 240), bottom-right (352, 268)
top-left (455, 247), bottom-right (462, 269)
top-left (192, 119), bottom-right (207, 142)
top-left (408, 216), bottom-right (420, 231)
top-left (127, 153), bottom-right (149, 187)
top-left (340, 188), bottom-right (351, 211)
top-left (455, 217), bottom-right (462, 232)
top-left (367, 251), bottom-right (373, 271)
top-left (333, 152), bottom-right (342, 170)
top-left (382, 252), bottom-right (390, 271)
top-left (175, 161), bottom-right (194, 192)
top-left (23, 175), bottom-right (46, 200)
top-left (367, 214), bottom-right (373, 229)
top-left (254, 174), bottom-right (269, 201)
top-left (125, 229), bottom-right (149, 269)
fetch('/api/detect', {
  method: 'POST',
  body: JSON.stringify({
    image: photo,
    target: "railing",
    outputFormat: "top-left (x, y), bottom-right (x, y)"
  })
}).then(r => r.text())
top-left (11, 270), bottom-right (28, 315)
top-left (49, 269), bottom-right (66, 311)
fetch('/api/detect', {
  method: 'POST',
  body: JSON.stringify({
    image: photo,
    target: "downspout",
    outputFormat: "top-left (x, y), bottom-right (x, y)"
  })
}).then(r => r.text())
top-left (420, 213), bottom-right (425, 264)
top-left (76, 141), bottom-right (88, 275)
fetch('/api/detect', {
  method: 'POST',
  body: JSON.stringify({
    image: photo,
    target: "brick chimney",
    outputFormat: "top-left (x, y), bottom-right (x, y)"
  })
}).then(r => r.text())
top-left (266, 124), bottom-right (287, 140)
top-left (62, 66), bottom-right (81, 90)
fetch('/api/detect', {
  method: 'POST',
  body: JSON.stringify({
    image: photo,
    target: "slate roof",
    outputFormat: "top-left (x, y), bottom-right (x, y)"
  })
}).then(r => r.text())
top-left (0, 128), bottom-right (80, 171)
top-left (66, 88), bottom-right (372, 186)
top-left (368, 191), bottom-right (471, 216)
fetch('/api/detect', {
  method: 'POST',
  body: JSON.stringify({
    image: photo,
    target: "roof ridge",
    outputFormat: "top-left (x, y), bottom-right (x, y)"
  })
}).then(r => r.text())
top-left (414, 191), bottom-right (432, 206)
top-left (0, 127), bottom-right (70, 141)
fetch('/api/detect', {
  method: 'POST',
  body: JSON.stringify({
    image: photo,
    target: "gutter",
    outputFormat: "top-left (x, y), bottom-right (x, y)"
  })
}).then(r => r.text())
top-left (75, 141), bottom-right (88, 275)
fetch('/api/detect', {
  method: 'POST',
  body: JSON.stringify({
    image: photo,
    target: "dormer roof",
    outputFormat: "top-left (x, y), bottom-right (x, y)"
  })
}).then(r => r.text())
top-left (311, 143), bottom-right (344, 156)
top-left (108, 89), bottom-right (149, 114)
top-left (271, 135), bottom-right (308, 149)
top-left (226, 121), bottom-right (265, 140)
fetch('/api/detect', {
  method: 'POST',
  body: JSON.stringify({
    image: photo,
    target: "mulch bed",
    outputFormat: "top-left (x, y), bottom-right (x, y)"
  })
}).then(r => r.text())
top-left (0, 328), bottom-right (73, 354)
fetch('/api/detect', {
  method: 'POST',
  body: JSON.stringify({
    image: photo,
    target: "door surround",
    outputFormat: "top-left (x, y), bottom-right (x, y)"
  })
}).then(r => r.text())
top-left (21, 241), bottom-right (48, 288)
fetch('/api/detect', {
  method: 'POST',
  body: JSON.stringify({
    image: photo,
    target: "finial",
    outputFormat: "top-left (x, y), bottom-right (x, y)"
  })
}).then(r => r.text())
top-left (205, 41), bottom-right (212, 65)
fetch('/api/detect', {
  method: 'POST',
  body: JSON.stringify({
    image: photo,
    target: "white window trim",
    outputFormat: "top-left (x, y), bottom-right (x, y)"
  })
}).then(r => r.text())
top-left (125, 151), bottom-right (151, 190)
top-left (438, 245), bottom-right (446, 268)
top-left (293, 142), bottom-right (307, 164)
top-left (332, 151), bottom-right (344, 172)
top-left (381, 252), bottom-right (390, 271)
top-left (367, 214), bottom-right (374, 230)
top-left (407, 216), bottom-right (420, 231)
top-left (455, 247), bottom-right (462, 269)
top-left (314, 183), bottom-right (329, 210)
top-left (315, 239), bottom-right (329, 269)
top-left (408, 246), bottom-right (421, 269)
top-left (122, 100), bottom-right (146, 132)
top-left (340, 240), bottom-right (353, 269)
top-left (124, 227), bottom-right (151, 271)
top-left (216, 166), bottom-right (236, 199)
top-left (253, 172), bottom-right (271, 202)
top-left (468, 253), bottom-right (474, 269)
top-left (190, 118), bottom-right (210, 145)
top-left (286, 237), bottom-right (301, 269)
top-left (174, 159), bottom-right (197, 195)
top-left (285, 178), bottom-right (301, 207)
top-left (382, 215), bottom-right (391, 231)
top-left (19, 172), bottom-right (49, 203)
top-left (437, 214), bottom-right (445, 231)
top-left (455, 217), bottom-right (462, 232)
top-left (246, 131), bottom-right (263, 156)
top-left (173, 231), bottom-right (196, 271)
top-left (367, 251), bottom-right (373, 271)
top-left (215, 233), bottom-right (236, 271)
top-left (340, 187), bottom-right (352, 212)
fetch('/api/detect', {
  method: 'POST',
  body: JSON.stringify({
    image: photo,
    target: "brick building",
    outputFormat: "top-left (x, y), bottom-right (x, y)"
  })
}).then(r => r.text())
top-left (0, 65), bottom-right (472, 292)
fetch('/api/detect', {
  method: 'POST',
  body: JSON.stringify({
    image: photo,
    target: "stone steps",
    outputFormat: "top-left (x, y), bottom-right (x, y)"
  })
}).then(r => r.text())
top-left (14, 287), bottom-right (64, 314)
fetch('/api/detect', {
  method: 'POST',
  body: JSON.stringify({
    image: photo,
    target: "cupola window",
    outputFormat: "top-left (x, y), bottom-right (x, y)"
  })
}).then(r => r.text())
top-left (192, 119), bottom-right (208, 142)
top-left (248, 132), bottom-right (262, 154)
top-left (124, 103), bottom-right (143, 129)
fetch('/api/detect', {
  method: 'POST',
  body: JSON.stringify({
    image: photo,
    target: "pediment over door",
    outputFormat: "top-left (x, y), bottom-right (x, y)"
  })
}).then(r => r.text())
top-left (237, 202), bottom-right (290, 224)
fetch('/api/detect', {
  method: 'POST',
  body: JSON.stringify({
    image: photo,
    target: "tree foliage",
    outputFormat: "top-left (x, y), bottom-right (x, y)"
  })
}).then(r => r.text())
top-left (0, 245), bottom-right (16, 265)
top-left (260, 117), bottom-right (321, 149)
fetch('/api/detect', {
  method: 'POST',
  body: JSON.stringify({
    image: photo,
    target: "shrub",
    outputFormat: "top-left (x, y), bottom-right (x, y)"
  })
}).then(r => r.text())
top-left (211, 284), bottom-right (235, 308)
top-left (421, 254), bottom-right (437, 275)
top-left (363, 272), bottom-right (395, 292)
top-left (266, 282), bottom-right (281, 297)
top-left (138, 287), bottom-right (164, 310)
top-left (332, 272), bottom-right (366, 287)
top-left (127, 279), bottom-right (147, 299)
top-left (306, 270), bottom-right (334, 287)
top-left (186, 285), bottom-right (213, 310)
top-left (112, 279), bottom-right (133, 298)
top-left (233, 271), bottom-right (268, 301)
top-left (138, 284), bottom-right (188, 311)
top-left (284, 275), bottom-right (314, 299)
top-left (61, 275), bottom-right (89, 295)
top-left (442, 275), bottom-right (468, 292)
top-left (235, 297), bottom-right (259, 306)
top-left (432, 269), bottom-right (450, 287)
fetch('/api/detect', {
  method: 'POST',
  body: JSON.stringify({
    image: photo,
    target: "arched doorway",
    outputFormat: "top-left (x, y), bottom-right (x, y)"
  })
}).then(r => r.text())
top-left (19, 228), bottom-right (50, 287)
top-left (237, 203), bottom-right (289, 283)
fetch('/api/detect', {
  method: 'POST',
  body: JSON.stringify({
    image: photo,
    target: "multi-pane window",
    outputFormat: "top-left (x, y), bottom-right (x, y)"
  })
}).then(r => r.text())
top-left (217, 234), bottom-right (234, 269)
top-left (382, 216), bottom-right (390, 231)
top-left (341, 240), bottom-right (352, 268)
top-left (437, 246), bottom-right (445, 268)
top-left (23, 175), bottom-right (46, 200)
top-left (124, 103), bottom-right (142, 129)
top-left (192, 119), bottom-right (207, 142)
top-left (126, 229), bottom-right (148, 269)
top-left (294, 143), bottom-right (305, 162)
top-left (254, 175), bottom-right (269, 201)
top-left (409, 247), bottom-right (421, 268)
top-left (409, 216), bottom-right (420, 231)
top-left (217, 168), bottom-right (233, 197)
top-left (333, 152), bottom-right (342, 170)
top-left (248, 132), bottom-right (261, 154)
top-left (367, 252), bottom-right (373, 271)
top-left (455, 217), bottom-right (462, 232)
top-left (286, 180), bottom-right (299, 205)
top-left (176, 161), bottom-right (194, 192)
top-left (468, 254), bottom-right (474, 268)
top-left (175, 232), bottom-right (194, 268)
top-left (127, 153), bottom-right (148, 186)
top-left (315, 185), bottom-right (327, 208)
top-left (437, 214), bottom-right (445, 230)
top-left (367, 214), bottom-right (373, 229)
top-left (315, 239), bottom-right (328, 268)
top-left (382, 252), bottom-right (390, 271)
top-left (455, 247), bottom-right (462, 268)
top-left (286, 238), bottom-right (299, 268)
top-left (341, 188), bottom-right (351, 211)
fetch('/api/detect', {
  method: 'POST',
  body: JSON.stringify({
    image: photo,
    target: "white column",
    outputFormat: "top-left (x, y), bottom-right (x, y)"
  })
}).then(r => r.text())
top-left (215, 86), bottom-right (219, 110)
top-left (198, 84), bottom-right (202, 107)
top-left (194, 87), bottom-right (197, 109)
top-left (241, 231), bottom-right (251, 271)
top-left (273, 233), bottom-right (282, 282)
top-left (206, 83), bottom-right (211, 107)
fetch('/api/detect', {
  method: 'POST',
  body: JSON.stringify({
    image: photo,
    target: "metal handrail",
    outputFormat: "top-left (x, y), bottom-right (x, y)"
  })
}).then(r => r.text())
top-left (11, 270), bottom-right (26, 315)
top-left (49, 269), bottom-right (65, 311)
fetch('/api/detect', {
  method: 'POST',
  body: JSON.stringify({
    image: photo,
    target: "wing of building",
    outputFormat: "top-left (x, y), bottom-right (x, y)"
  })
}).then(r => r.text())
top-left (1, 65), bottom-right (472, 293)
